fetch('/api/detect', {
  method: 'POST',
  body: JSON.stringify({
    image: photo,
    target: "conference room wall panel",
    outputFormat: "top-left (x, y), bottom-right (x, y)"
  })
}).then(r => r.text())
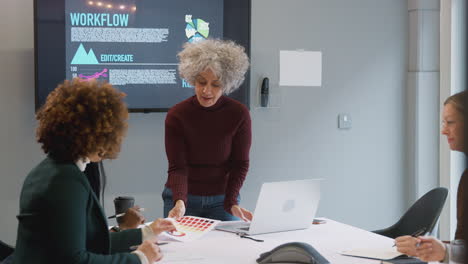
top-left (0, 0), bottom-right (409, 245)
top-left (247, 0), bottom-right (408, 232)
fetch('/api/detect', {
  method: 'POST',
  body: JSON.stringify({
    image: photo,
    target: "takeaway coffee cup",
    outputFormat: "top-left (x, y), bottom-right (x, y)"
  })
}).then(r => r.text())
top-left (114, 196), bottom-right (134, 224)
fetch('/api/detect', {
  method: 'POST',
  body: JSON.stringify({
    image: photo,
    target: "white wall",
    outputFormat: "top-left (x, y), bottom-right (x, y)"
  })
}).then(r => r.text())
top-left (0, 0), bottom-right (409, 245)
top-left (0, 0), bottom-right (43, 245)
top-left (247, 0), bottom-right (408, 230)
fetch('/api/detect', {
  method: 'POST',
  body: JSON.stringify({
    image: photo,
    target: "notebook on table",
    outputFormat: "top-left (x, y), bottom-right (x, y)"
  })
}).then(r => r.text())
top-left (341, 248), bottom-right (427, 264)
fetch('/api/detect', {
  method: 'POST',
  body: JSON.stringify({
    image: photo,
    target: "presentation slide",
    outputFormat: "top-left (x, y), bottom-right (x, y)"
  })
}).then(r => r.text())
top-left (65, 0), bottom-right (224, 109)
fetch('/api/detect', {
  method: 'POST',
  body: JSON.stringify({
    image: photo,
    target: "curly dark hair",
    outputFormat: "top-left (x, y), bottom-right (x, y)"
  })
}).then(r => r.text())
top-left (36, 79), bottom-right (129, 162)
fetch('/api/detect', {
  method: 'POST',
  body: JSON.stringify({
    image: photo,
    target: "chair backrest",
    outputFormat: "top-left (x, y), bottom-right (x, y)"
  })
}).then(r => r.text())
top-left (0, 240), bottom-right (14, 261)
top-left (382, 187), bottom-right (448, 238)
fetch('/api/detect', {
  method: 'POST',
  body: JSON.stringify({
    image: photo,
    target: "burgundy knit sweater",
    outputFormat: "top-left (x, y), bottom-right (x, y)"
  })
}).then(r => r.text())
top-left (164, 95), bottom-right (252, 213)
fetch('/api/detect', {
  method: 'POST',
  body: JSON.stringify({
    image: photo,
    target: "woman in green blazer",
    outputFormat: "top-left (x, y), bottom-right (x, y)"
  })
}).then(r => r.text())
top-left (13, 79), bottom-right (175, 264)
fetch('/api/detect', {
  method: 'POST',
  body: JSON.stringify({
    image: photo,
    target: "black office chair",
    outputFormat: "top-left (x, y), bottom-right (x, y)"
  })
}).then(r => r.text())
top-left (372, 187), bottom-right (448, 239)
top-left (0, 240), bottom-right (14, 262)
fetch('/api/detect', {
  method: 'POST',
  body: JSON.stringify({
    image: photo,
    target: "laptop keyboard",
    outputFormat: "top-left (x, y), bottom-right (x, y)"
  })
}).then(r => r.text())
top-left (218, 222), bottom-right (250, 232)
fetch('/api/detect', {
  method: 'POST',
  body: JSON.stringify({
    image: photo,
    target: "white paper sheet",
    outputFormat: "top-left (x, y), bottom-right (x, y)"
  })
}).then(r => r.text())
top-left (279, 50), bottom-right (322, 87)
top-left (340, 247), bottom-right (403, 260)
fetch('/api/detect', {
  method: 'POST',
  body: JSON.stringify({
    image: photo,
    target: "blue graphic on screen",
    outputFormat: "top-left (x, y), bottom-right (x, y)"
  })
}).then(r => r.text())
top-left (64, 0), bottom-right (223, 109)
top-left (185, 15), bottom-right (210, 43)
top-left (71, 43), bottom-right (99, 65)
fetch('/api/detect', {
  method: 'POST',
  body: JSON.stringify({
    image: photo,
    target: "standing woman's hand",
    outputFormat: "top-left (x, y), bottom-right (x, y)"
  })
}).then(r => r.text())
top-left (168, 200), bottom-right (186, 220)
top-left (231, 205), bottom-right (253, 222)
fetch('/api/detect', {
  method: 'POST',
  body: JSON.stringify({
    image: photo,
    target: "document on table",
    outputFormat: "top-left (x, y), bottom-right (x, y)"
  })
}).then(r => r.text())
top-left (157, 252), bottom-right (208, 264)
top-left (340, 247), bottom-right (403, 260)
top-left (156, 236), bottom-right (275, 264)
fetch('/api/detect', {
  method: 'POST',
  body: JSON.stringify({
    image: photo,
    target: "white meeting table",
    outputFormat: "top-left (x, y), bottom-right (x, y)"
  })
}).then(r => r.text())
top-left (156, 218), bottom-right (435, 264)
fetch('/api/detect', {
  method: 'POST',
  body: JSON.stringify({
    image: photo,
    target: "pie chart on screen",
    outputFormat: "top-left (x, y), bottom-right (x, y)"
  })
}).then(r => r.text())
top-left (185, 16), bottom-right (210, 43)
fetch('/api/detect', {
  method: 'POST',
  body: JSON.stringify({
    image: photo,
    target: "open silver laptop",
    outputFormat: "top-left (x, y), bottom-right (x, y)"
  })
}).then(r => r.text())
top-left (216, 179), bottom-right (321, 235)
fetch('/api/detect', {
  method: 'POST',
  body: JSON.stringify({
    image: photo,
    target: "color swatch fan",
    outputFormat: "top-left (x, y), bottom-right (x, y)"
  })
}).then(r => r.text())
top-left (161, 216), bottom-right (220, 242)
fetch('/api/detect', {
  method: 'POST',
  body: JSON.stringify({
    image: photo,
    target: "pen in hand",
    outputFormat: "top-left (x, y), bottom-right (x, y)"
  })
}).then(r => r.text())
top-left (392, 228), bottom-right (427, 247)
top-left (108, 208), bottom-right (145, 219)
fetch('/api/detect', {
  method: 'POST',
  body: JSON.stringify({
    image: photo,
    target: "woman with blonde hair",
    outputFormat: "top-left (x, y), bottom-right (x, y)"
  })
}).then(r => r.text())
top-left (396, 90), bottom-right (467, 262)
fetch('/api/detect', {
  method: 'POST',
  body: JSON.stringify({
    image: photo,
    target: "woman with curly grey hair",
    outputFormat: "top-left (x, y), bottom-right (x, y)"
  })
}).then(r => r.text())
top-left (162, 39), bottom-right (253, 221)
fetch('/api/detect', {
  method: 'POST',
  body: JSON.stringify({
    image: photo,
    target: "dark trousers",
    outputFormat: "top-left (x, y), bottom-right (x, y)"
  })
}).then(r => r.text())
top-left (162, 187), bottom-right (239, 221)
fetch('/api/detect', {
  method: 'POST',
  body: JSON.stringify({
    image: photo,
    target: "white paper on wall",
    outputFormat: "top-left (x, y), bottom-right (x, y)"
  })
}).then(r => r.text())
top-left (279, 50), bottom-right (322, 87)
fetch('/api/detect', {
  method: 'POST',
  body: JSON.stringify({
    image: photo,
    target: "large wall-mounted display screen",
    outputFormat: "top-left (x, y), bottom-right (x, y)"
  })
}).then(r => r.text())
top-left (35, 0), bottom-right (251, 112)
